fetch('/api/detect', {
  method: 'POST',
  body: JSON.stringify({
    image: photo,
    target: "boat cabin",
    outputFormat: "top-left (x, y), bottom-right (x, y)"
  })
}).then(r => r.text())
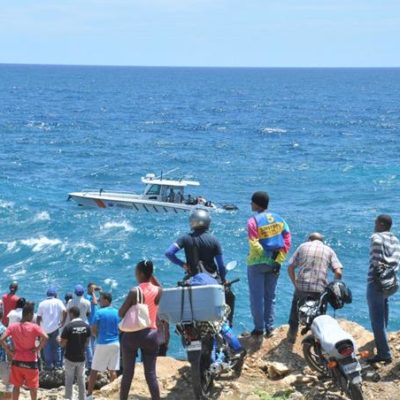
top-left (141, 174), bottom-right (201, 204)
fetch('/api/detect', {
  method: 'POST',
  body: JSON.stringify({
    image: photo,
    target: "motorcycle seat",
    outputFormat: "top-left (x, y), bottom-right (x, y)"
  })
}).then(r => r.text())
top-left (311, 315), bottom-right (356, 357)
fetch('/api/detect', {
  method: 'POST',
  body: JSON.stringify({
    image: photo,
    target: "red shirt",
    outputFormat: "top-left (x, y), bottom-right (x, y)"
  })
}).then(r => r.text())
top-left (5, 322), bottom-right (44, 362)
top-left (2, 294), bottom-right (19, 326)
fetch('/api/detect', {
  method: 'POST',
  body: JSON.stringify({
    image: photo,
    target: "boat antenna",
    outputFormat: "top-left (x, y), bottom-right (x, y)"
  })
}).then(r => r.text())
top-left (156, 167), bottom-right (179, 180)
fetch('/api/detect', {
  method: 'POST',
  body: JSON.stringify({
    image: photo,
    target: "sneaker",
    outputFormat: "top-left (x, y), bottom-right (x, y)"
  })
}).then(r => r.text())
top-left (250, 329), bottom-right (264, 337)
top-left (366, 355), bottom-right (392, 365)
top-left (264, 329), bottom-right (275, 338)
top-left (232, 348), bottom-right (247, 360)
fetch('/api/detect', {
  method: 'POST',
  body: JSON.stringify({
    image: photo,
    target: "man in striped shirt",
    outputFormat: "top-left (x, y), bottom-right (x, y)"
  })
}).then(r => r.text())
top-left (287, 232), bottom-right (343, 344)
top-left (367, 214), bottom-right (400, 364)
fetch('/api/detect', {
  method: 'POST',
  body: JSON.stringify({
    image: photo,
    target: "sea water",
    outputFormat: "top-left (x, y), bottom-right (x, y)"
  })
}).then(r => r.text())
top-left (0, 65), bottom-right (399, 357)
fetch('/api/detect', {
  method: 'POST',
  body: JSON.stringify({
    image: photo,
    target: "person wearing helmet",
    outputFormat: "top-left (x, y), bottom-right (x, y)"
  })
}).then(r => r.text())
top-left (247, 192), bottom-right (291, 338)
top-left (286, 232), bottom-right (343, 344)
top-left (165, 208), bottom-right (226, 282)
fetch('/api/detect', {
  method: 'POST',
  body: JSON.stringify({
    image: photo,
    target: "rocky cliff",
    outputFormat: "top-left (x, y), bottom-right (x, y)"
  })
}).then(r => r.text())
top-left (4, 320), bottom-right (400, 400)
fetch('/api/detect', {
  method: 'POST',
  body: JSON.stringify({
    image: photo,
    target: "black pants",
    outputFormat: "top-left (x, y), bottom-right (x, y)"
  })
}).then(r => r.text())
top-left (288, 290), bottom-right (321, 337)
top-left (225, 288), bottom-right (236, 326)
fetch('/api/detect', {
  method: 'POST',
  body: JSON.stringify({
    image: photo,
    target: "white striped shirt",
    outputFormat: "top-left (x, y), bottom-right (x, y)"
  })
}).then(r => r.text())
top-left (368, 231), bottom-right (400, 282)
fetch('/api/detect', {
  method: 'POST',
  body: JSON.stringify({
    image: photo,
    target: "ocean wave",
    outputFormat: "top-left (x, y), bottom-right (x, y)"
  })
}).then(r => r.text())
top-left (101, 221), bottom-right (135, 233)
top-left (74, 241), bottom-right (97, 251)
top-left (0, 241), bottom-right (18, 253)
top-left (104, 278), bottom-right (118, 288)
top-left (261, 127), bottom-right (287, 134)
top-left (0, 199), bottom-right (14, 209)
top-left (34, 211), bottom-right (51, 222)
top-left (20, 236), bottom-right (62, 252)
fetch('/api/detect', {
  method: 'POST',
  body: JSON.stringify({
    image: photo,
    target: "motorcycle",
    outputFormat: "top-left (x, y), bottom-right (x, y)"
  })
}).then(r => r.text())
top-left (298, 288), bottom-right (370, 400)
top-left (176, 261), bottom-right (246, 400)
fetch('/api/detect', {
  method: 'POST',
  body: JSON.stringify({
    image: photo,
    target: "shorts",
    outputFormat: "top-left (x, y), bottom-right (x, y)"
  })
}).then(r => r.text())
top-left (0, 361), bottom-right (12, 392)
top-left (10, 365), bottom-right (39, 389)
top-left (92, 343), bottom-right (120, 372)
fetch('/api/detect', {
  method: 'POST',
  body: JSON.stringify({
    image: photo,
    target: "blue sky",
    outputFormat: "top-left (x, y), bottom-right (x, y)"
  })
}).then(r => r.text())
top-left (1, 0), bottom-right (399, 67)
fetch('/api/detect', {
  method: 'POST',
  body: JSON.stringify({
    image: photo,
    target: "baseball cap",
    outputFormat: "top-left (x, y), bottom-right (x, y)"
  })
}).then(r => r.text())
top-left (47, 287), bottom-right (57, 297)
top-left (75, 284), bottom-right (85, 296)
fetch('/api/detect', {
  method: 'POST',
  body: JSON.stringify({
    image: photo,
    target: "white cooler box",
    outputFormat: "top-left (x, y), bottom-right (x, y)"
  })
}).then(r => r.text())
top-left (158, 284), bottom-right (226, 324)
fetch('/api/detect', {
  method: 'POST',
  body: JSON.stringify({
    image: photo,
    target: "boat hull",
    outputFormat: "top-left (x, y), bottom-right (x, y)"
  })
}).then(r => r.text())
top-left (68, 192), bottom-right (199, 213)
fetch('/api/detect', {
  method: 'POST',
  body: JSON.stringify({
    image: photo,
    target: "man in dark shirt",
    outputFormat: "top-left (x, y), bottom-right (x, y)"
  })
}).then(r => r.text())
top-left (60, 306), bottom-right (91, 400)
top-left (165, 208), bottom-right (226, 281)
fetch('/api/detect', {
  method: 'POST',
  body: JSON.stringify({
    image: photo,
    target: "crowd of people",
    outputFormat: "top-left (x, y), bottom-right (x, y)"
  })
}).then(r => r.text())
top-left (0, 191), bottom-right (399, 400)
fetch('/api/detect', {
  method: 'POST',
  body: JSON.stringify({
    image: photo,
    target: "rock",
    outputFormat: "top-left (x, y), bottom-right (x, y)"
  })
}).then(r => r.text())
top-left (289, 392), bottom-right (305, 400)
top-left (245, 395), bottom-right (260, 400)
top-left (266, 361), bottom-right (291, 379)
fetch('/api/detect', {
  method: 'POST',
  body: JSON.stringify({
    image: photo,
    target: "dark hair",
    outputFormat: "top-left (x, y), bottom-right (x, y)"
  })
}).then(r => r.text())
top-left (69, 306), bottom-right (80, 319)
top-left (64, 292), bottom-right (73, 303)
top-left (22, 302), bottom-right (35, 318)
top-left (251, 191), bottom-right (269, 210)
top-left (377, 214), bottom-right (392, 231)
top-left (100, 292), bottom-right (112, 304)
top-left (136, 260), bottom-right (154, 280)
top-left (87, 282), bottom-right (95, 289)
top-left (16, 298), bottom-right (26, 309)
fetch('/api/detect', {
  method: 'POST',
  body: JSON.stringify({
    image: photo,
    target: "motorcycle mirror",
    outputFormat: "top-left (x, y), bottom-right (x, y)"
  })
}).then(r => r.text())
top-left (226, 261), bottom-right (238, 271)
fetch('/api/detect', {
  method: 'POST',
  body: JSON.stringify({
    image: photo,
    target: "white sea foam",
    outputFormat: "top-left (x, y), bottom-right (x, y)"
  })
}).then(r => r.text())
top-left (20, 236), bottom-right (62, 252)
top-left (34, 211), bottom-right (51, 222)
top-left (101, 221), bottom-right (135, 233)
top-left (0, 199), bottom-right (14, 209)
top-left (74, 241), bottom-right (97, 251)
top-left (104, 278), bottom-right (118, 289)
top-left (261, 127), bottom-right (287, 134)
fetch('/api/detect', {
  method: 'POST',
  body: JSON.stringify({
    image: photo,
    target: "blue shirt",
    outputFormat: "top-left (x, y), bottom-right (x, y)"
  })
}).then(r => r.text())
top-left (93, 306), bottom-right (119, 345)
top-left (85, 294), bottom-right (97, 325)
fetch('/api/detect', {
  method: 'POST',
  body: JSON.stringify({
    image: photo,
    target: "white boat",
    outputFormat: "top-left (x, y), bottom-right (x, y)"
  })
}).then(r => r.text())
top-left (68, 173), bottom-right (237, 213)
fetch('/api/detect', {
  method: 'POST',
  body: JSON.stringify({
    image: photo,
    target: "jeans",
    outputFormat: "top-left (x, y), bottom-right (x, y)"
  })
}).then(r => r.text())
top-left (288, 290), bottom-right (321, 338)
top-left (120, 329), bottom-right (160, 400)
top-left (367, 281), bottom-right (391, 359)
top-left (247, 264), bottom-right (279, 332)
top-left (64, 359), bottom-right (86, 400)
top-left (85, 336), bottom-right (95, 369)
top-left (44, 329), bottom-right (62, 369)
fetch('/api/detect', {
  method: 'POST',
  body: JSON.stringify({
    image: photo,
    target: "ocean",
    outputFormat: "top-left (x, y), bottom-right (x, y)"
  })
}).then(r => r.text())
top-left (0, 65), bottom-right (399, 357)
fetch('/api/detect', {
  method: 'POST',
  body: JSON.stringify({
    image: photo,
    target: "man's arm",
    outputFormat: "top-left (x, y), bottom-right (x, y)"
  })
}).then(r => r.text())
top-left (330, 249), bottom-right (344, 280)
top-left (0, 330), bottom-right (14, 360)
top-left (247, 218), bottom-right (265, 259)
top-left (165, 243), bottom-right (186, 269)
top-left (370, 234), bottom-right (384, 270)
top-left (287, 248), bottom-right (298, 287)
top-left (91, 325), bottom-right (97, 338)
top-left (276, 221), bottom-right (291, 264)
top-left (35, 327), bottom-right (48, 353)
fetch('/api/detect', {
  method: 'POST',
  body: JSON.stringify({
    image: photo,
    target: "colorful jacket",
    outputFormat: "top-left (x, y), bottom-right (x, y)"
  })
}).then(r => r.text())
top-left (247, 211), bottom-right (291, 266)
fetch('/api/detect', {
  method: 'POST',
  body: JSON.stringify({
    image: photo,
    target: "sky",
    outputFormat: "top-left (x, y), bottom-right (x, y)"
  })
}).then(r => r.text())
top-left (0, 0), bottom-right (399, 67)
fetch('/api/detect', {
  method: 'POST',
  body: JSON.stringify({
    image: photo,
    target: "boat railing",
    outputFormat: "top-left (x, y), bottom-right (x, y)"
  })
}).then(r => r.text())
top-left (80, 189), bottom-right (138, 196)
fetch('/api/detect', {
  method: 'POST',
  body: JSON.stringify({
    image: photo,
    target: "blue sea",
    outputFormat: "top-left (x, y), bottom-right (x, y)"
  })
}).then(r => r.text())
top-left (1, 65), bottom-right (399, 357)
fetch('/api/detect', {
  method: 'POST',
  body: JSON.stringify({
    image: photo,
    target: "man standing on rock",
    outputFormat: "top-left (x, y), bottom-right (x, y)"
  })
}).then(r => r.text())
top-left (61, 306), bottom-right (91, 400)
top-left (37, 288), bottom-right (66, 369)
top-left (0, 302), bottom-right (48, 400)
top-left (86, 292), bottom-right (120, 400)
top-left (2, 282), bottom-right (19, 326)
top-left (287, 232), bottom-right (343, 344)
top-left (367, 215), bottom-right (400, 364)
top-left (247, 192), bottom-right (291, 337)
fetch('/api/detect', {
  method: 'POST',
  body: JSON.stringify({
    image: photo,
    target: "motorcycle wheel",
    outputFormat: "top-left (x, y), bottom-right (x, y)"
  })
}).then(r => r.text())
top-left (302, 335), bottom-right (326, 375)
top-left (349, 383), bottom-right (364, 400)
top-left (187, 349), bottom-right (214, 400)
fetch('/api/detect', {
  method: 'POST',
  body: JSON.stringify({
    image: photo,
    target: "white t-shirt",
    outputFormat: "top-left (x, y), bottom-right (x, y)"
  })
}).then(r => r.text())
top-left (8, 309), bottom-right (38, 325)
top-left (37, 297), bottom-right (66, 333)
top-left (7, 308), bottom-right (23, 325)
top-left (66, 296), bottom-right (91, 324)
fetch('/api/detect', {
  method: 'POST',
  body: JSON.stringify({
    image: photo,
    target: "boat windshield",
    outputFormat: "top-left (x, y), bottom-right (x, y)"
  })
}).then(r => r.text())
top-left (146, 184), bottom-right (161, 195)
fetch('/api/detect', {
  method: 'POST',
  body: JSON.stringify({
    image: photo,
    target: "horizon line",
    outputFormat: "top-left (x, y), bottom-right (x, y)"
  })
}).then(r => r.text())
top-left (0, 62), bottom-right (400, 69)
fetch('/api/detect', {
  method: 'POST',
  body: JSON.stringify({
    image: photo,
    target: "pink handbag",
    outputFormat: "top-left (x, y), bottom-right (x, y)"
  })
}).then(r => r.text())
top-left (119, 287), bottom-right (151, 332)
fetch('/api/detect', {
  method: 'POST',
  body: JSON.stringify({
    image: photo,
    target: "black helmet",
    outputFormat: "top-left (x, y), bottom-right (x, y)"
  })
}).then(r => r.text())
top-left (189, 208), bottom-right (211, 231)
top-left (326, 281), bottom-right (352, 310)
